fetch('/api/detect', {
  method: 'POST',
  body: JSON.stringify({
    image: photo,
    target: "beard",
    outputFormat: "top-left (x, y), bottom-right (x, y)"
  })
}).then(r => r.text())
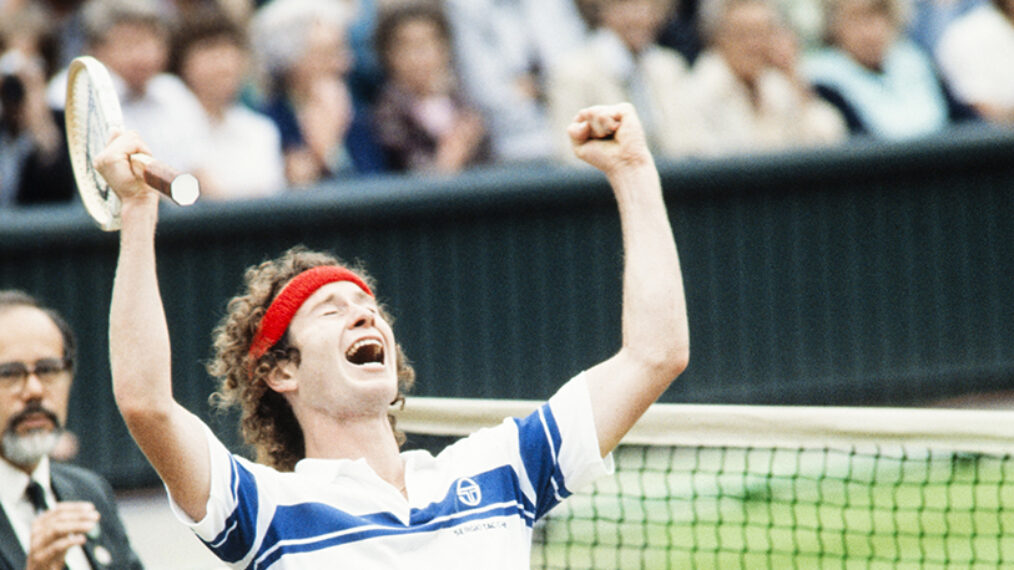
top-left (2, 403), bottom-right (62, 468)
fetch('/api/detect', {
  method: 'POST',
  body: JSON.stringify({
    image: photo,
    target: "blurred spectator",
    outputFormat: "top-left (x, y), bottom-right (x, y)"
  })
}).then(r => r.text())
top-left (249, 0), bottom-right (386, 186)
top-left (936, 0), bottom-right (1014, 125)
top-left (444, 0), bottom-right (588, 163)
top-left (171, 7), bottom-right (286, 200)
top-left (548, 0), bottom-right (705, 160)
top-left (373, 3), bottom-right (489, 174)
top-left (170, 0), bottom-right (255, 25)
top-left (46, 0), bottom-right (211, 175)
top-left (657, 0), bottom-right (705, 62)
top-left (0, 3), bottom-right (75, 207)
top-left (690, 0), bottom-right (847, 155)
top-left (346, 0), bottom-right (384, 105)
top-left (1, 0), bottom-right (90, 71)
top-left (774, 0), bottom-right (825, 49)
top-left (907, 0), bottom-right (985, 54)
top-left (803, 0), bottom-right (977, 140)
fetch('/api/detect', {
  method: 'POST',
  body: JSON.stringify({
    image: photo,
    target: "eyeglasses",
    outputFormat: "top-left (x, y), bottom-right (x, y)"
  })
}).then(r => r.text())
top-left (0, 358), bottom-right (70, 392)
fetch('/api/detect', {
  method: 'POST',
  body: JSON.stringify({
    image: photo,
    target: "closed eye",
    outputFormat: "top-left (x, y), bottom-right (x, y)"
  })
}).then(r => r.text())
top-left (320, 305), bottom-right (348, 317)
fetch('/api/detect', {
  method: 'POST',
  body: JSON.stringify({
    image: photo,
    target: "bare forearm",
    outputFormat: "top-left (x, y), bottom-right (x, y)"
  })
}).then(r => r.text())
top-left (609, 163), bottom-right (689, 380)
top-left (109, 198), bottom-right (174, 415)
top-left (585, 161), bottom-right (688, 455)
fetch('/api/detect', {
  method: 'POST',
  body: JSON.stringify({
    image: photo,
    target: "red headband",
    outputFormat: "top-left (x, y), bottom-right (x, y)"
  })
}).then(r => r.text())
top-left (249, 265), bottom-right (373, 360)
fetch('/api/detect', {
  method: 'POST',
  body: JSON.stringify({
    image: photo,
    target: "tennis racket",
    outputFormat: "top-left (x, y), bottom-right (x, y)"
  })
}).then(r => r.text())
top-left (65, 56), bottom-right (199, 231)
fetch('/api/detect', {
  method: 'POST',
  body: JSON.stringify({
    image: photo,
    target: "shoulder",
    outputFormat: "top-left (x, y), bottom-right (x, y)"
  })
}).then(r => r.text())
top-left (958, 2), bottom-right (1006, 31)
top-left (690, 51), bottom-right (730, 81)
top-left (551, 38), bottom-right (603, 77)
top-left (50, 462), bottom-right (117, 506)
top-left (147, 74), bottom-right (204, 113)
top-left (147, 74), bottom-right (195, 100)
top-left (802, 48), bottom-right (854, 82)
top-left (939, 3), bottom-right (1005, 51)
top-left (225, 105), bottom-right (281, 137)
top-left (435, 416), bottom-right (524, 467)
top-left (689, 51), bottom-right (742, 100)
top-left (51, 462), bottom-right (109, 491)
top-left (643, 45), bottom-right (690, 74)
top-left (887, 40), bottom-right (935, 68)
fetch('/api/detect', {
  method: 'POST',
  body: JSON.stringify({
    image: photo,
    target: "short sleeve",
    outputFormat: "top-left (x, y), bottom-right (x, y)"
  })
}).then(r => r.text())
top-left (512, 372), bottom-right (614, 520)
top-left (166, 421), bottom-right (263, 565)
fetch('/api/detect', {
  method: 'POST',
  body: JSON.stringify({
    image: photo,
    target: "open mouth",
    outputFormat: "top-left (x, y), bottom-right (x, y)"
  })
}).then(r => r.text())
top-left (345, 338), bottom-right (385, 366)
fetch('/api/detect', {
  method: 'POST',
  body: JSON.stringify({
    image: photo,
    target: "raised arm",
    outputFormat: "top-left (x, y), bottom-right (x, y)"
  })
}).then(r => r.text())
top-left (96, 131), bottom-right (211, 520)
top-left (569, 104), bottom-right (690, 456)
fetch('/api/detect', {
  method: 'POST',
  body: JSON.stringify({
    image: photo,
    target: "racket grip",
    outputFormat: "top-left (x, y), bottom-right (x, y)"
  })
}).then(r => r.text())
top-left (129, 153), bottom-right (200, 206)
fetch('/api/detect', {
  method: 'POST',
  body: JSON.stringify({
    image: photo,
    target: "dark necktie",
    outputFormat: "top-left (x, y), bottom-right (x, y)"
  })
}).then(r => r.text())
top-left (26, 481), bottom-right (80, 569)
top-left (25, 480), bottom-right (48, 513)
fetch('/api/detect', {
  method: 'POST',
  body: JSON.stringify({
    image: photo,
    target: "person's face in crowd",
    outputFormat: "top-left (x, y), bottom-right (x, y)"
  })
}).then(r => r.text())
top-left (290, 20), bottom-right (351, 89)
top-left (601, 0), bottom-right (670, 53)
top-left (276, 281), bottom-right (398, 421)
top-left (385, 16), bottom-right (451, 96)
top-left (765, 22), bottom-right (799, 73)
top-left (716, 0), bottom-right (777, 84)
top-left (180, 37), bottom-right (248, 114)
top-left (829, 0), bottom-right (895, 71)
top-left (0, 306), bottom-right (71, 472)
top-left (93, 21), bottom-right (169, 95)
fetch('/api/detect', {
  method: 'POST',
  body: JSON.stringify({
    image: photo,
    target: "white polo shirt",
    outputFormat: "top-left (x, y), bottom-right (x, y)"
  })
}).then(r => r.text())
top-left (172, 373), bottom-right (613, 569)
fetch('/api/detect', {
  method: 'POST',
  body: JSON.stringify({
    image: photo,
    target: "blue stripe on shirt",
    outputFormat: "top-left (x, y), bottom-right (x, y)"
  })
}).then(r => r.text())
top-left (201, 455), bottom-right (260, 562)
top-left (251, 465), bottom-right (530, 569)
top-left (514, 402), bottom-right (570, 519)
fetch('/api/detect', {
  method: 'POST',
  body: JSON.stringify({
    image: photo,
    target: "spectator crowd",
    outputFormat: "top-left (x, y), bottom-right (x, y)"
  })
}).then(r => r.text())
top-left (1, 0), bottom-right (1011, 206)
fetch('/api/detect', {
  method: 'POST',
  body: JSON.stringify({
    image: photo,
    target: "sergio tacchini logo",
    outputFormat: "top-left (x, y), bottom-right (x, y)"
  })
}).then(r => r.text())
top-left (455, 477), bottom-right (481, 507)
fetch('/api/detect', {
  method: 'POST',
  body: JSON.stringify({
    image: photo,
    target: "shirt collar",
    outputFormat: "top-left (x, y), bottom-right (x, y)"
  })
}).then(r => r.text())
top-left (294, 455), bottom-right (372, 483)
top-left (0, 455), bottom-right (51, 505)
top-left (294, 449), bottom-right (435, 484)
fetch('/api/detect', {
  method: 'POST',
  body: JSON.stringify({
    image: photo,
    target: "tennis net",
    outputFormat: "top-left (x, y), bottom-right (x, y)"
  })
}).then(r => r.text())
top-left (396, 397), bottom-right (1014, 569)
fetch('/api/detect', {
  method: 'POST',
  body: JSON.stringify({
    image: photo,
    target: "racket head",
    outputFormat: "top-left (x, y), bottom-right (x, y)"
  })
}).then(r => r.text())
top-left (65, 56), bottom-right (124, 231)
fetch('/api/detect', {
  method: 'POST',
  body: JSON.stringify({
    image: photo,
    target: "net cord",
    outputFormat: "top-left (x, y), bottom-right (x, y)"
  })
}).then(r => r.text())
top-left (395, 398), bottom-right (1014, 456)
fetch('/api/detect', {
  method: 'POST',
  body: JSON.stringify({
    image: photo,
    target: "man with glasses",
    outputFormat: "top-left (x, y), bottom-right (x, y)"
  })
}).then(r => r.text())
top-left (0, 290), bottom-right (142, 570)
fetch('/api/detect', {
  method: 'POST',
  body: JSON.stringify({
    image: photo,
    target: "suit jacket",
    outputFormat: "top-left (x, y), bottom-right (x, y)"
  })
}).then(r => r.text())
top-left (0, 462), bottom-right (143, 570)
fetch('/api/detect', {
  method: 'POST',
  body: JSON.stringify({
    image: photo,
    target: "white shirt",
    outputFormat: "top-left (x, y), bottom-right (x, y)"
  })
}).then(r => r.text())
top-left (170, 373), bottom-right (613, 569)
top-left (196, 105), bottom-right (286, 201)
top-left (936, 2), bottom-right (1014, 109)
top-left (690, 51), bottom-right (847, 155)
top-left (0, 456), bottom-right (91, 570)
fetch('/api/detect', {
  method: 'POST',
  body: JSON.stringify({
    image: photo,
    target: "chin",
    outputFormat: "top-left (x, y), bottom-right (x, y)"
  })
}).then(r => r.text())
top-left (2, 429), bottom-right (60, 468)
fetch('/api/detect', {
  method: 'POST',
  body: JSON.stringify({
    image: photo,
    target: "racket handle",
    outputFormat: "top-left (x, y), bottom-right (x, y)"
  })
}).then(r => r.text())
top-left (129, 153), bottom-right (200, 206)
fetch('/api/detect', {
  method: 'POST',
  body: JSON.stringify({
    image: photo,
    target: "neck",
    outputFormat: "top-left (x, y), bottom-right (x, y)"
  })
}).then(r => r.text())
top-left (200, 98), bottom-right (228, 122)
top-left (1, 454), bottom-right (39, 476)
top-left (302, 412), bottom-right (405, 492)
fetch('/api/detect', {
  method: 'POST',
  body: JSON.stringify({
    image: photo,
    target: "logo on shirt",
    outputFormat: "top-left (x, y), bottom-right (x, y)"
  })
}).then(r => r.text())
top-left (456, 477), bottom-right (481, 507)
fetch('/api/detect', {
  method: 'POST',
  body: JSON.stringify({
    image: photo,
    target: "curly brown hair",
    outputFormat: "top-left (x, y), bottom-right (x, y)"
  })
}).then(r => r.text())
top-left (207, 246), bottom-right (415, 471)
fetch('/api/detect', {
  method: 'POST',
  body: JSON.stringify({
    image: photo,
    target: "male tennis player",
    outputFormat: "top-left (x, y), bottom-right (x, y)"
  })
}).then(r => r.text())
top-left (97, 102), bottom-right (689, 568)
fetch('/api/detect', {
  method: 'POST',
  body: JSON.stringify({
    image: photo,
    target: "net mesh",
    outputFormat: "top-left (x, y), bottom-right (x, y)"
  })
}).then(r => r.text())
top-left (397, 399), bottom-right (1014, 569)
top-left (531, 444), bottom-right (1013, 569)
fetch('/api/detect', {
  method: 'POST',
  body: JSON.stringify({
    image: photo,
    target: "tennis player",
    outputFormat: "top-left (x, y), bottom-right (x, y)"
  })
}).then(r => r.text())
top-left (98, 102), bottom-right (689, 568)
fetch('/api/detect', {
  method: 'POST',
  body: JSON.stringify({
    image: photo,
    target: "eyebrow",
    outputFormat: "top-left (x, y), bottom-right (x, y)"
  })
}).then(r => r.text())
top-left (308, 290), bottom-right (375, 312)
